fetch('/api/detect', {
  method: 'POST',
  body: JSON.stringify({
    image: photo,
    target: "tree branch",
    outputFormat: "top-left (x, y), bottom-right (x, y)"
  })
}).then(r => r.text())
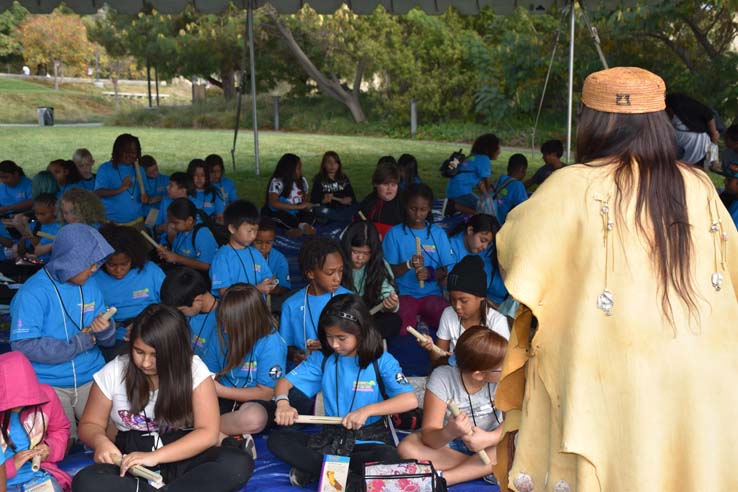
top-left (353, 57), bottom-right (366, 96)
top-left (633, 31), bottom-right (697, 72)
top-left (679, 14), bottom-right (719, 60)
top-left (206, 75), bottom-right (223, 89)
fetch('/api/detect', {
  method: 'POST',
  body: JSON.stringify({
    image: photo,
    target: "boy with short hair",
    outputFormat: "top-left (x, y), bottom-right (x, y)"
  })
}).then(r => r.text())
top-left (139, 154), bottom-right (169, 217)
top-left (209, 200), bottom-right (275, 297)
top-left (160, 267), bottom-right (218, 361)
top-left (154, 172), bottom-right (195, 235)
top-left (254, 216), bottom-right (291, 298)
top-left (494, 153), bottom-right (529, 224)
top-left (525, 139), bottom-right (564, 190)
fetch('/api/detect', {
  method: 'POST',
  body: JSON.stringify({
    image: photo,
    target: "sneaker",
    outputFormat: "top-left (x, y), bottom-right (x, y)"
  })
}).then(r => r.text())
top-left (483, 473), bottom-right (498, 487)
top-left (289, 466), bottom-right (317, 487)
top-left (222, 434), bottom-right (257, 460)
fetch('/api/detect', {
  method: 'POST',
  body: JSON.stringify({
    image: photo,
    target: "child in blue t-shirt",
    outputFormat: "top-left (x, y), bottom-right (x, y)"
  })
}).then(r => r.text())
top-left (204, 283), bottom-right (287, 437)
top-left (73, 148), bottom-right (96, 191)
top-left (15, 193), bottom-right (59, 262)
top-left (0, 160), bottom-right (33, 215)
top-left (279, 237), bottom-right (352, 367)
top-left (494, 153), bottom-right (529, 224)
top-left (154, 172), bottom-right (195, 234)
top-left (398, 153), bottom-right (422, 191)
top-left (383, 183), bottom-right (455, 334)
top-left (269, 294), bottom-right (418, 489)
top-left (207, 153), bottom-right (239, 206)
top-left (47, 159), bottom-right (84, 197)
top-left (254, 217), bottom-right (291, 297)
top-left (140, 154), bottom-right (169, 217)
top-left (210, 200), bottom-right (275, 297)
top-left (445, 133), bottom-right (500, 215)
top-left (160, 267), bottom-right (218, 361)
top-left (95, 223), bottom-right (166, 360)
top-left (9, 224), bottom-right (117, 439)
top-left (94, 133), bottom-right (144, 224)
top-left (188, 158), bottom-right (225, 223)
top-left (158, 197), bottom-right (218, 273)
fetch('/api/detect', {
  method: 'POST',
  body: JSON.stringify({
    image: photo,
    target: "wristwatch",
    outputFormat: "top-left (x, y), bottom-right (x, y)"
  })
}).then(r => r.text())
top-left (274, 394), bottom-right (289, 403)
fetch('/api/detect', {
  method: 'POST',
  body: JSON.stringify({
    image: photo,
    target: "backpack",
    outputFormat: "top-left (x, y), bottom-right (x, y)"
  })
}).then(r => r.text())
top-left (439, 149), bottom-right (467, 178)
top-left (476, 176), bottom-right (514, 221)
top-left (191, 209), bottom-right (229, 250)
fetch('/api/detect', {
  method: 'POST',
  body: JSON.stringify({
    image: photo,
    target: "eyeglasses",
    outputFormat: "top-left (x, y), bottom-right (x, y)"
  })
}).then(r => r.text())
top-left (351, 249), bottom-right (371, 257)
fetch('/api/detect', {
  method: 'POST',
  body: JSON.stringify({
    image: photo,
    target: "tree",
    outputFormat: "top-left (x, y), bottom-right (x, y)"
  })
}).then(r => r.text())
top-left (0, 3), bottom-right (27, 69)
top-left (18, 10), bottom-right (94, 88)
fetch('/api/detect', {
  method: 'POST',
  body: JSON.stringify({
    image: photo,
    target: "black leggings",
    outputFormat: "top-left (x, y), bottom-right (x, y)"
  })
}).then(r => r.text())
top-left (71, 446), bottom-right (253, 492)
top-left (372, 311), bottom-right (401, 339)
top-left (267, 430), bottom-right (399, 491)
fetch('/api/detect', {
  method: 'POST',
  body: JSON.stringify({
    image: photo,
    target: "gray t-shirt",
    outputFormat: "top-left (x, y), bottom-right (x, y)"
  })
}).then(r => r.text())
top-left (425, 365), bottom-right (502, 432)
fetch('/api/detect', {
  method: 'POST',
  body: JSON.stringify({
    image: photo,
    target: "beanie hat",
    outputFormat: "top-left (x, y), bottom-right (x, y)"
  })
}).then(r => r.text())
top-left (447, 255), bottom-right (487, 298)
top-left (46, 223), bottom-right (114, 282)
top-left (582, 67), bottom-right (666, 114)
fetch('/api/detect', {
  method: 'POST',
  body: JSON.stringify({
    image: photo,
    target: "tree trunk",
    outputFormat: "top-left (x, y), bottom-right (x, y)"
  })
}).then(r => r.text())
top-left (53, 60), bottom-right (59, 90)
top-left (221, 69), bottom-right (236, 100)
top-left (113, 76), bottom-right (120, 111)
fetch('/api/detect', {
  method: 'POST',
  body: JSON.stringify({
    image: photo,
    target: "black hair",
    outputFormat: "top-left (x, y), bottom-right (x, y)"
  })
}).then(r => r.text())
top-left (377, 155), bottom-right (397, 167)
top-left (224, 199), bottom-right (259, 230)
top-left (205, 154), bottom-right (225, 172)
top-left (317, 294), bottom-right (383, 368)
top-left (540, 139), bottom-right (564, 158)
top-left (298, 236), bottom-right (344, 278)
top-left (48, 159), bottom-right (82, 185)
top-left (450, 213), bottom-right (500, 244)
top-left (99, 223), bottom-right (150, 272)
top-left (372, 161), bottom-right (400, 186)
top-left (401, 182), bottom-right (434, 232)
top-left (726, 124), bottom-right (738, 143)
top-left (341, 221), bottom-right (397, 306)
top-left (169, 172), bottom-right (195, 196)
top-left (397, 154), bottom-right (420, 184)
top-left (471, 133), bottom-right (500, 159)
top-left (111, 133), bottom-right (141, 168)
top-left (258, 216), bottom-right (276, 233)
top-left (167, 197), bottom-right (197, 221)
top-left (160, 267), bottom-right (210, 308)
top-left (34, 192), bottom-right (57, 209)
top-left (265, 153), bottom-right (305, 205)
top-left (139, 154), bottom-right (157, 168)
top-left (0, 160), bottom-right (25, 177)
top-left (507, 153), bottom-right (528, 175)
top-left (317, 151), bottom-right (347, 182)
top-left (187, 158), bottom-right (220, 200)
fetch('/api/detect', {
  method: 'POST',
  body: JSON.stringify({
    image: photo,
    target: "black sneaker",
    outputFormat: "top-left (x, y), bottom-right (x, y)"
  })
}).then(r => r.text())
top-left (221, 434), bottom-right (257, 460)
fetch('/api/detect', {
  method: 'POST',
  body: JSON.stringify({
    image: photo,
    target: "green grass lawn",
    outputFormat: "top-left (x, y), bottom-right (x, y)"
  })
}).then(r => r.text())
top-left (0, 126), bottom-right (530, 200)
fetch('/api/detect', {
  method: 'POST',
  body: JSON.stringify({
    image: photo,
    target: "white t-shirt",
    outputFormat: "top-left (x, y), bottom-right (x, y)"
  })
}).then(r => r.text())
top-left (268, 177), bottom-right (308, 205)
top-left (94, 355), bottom-right (213, 432)
top-left (436, 304), bottom-right (510, 351)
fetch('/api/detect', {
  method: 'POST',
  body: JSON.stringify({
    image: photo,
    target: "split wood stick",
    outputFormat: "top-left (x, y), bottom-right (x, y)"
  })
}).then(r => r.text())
top-left (406, 326), bottom-right (446, 356)
top-left (36, 231), bottom-right (55, 240)
top-left (102, 306), bottom-right (118, 321)
top-left (112, 455), bottom-right (163, 483)
top-left (357, 211), bottom-right (367, 221)
top-left (140, 230), bottom-right (162, 249)
top-left (446, 400), bottom-right (491, 466)
top-left (415, 236), bottom-right (424, 289)
top-left (266, 294), bottom-right (272, 312)
top-left (295, 415), bottom-right (344, 425)
top-left (31, 454), bottom-right (41, 472)
top-left (134, 159), bottom-right (146, 198)
top-left (369, 302), bottom-right (384, 315)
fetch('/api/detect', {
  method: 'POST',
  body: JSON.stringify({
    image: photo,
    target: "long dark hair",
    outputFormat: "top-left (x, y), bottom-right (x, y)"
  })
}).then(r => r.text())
top-left (1, 406), bottom-right (44, 452)
top-left (341, 221), bottom-right (396, 305)
top-left (318, 151), bottom-right (347, 182)
top-left (49, 159), bottom-right (82, 185)
top-left (187, 159), bottom-right (220, 202)
top-left (111, 133), bottom-right (141, 168)
top-left (318, 294), bottom-right (382, 368)
top-left (576, 106), bottom-right (699, 323)
top-left (265, 153), bottom-right (305, 205)
top-left (126, 304), bottom-right (194, 428)
top-left (216, 283), bottom-right (277, 374)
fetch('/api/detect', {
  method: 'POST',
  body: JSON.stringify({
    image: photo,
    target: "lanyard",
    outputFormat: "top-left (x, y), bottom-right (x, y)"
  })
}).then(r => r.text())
top-left (115, 165), bottom-right (135, 200)
top-left (334, 355), bottom-right (362, 416)
top-left (459, 373), bottom-right (497, 427)
top-left (230, 245), bottom-right (258, 285)
top-left (408, 227), bottom-right (441, 268)
top-left (302, 287), bottom-right (333, 349)
top-left (189, 302), bottom-right (216, 352)
top-left (224, 347), bottom-right (255, 388)
top-left (44, 267), bottom-right (84, 332)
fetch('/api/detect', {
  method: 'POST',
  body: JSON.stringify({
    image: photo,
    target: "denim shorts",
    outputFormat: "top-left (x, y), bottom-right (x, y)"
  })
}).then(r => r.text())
top-left (448, 438), bottom-right (474, 456)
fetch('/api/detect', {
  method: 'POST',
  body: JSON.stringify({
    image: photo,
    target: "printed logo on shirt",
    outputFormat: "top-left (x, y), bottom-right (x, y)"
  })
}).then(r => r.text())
top-left (118, 409), bottom-right (158, 432)
top-left (353, 380), bottom-right (377, 393)
top-left (132, 288), bottom-right (150, 299)
top-left (240, 360), bottom-right (257, 373)
top-left (269, 365), bottom-right (283, 380)
top-left (395, 372), bottom-right (409, 385)
top-left (254, 264), bottom-right (261, 272)
top-left (421, 244), bottom-right (437, 254)
top-left (192, 335), bottom-right (206, 349)
top-left (83, 302), bottom-right (96, 313)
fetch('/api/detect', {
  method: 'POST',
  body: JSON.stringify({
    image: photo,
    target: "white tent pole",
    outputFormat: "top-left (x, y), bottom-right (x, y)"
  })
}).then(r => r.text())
top-left (566, 0), bottom-right (575, 164)
top-left (248, 0), bottom-right (260, 175)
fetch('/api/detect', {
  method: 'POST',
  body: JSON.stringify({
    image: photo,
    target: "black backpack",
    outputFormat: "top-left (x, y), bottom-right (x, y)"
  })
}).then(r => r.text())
top-left (439, 149), bottom-right (467, 178)
top-left (191, 209), bottom-right (229, 250)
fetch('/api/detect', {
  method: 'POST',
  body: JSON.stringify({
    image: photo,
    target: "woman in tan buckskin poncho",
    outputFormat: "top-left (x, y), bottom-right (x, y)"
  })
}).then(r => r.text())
top-left (493, 67), bottom-right (738, 491)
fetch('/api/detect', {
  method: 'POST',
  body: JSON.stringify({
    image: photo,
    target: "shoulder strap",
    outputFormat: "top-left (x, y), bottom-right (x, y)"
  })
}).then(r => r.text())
top-left (373, 359), bottom-right (389, 401)
top-left (492, 177), bottom-right (514, 200)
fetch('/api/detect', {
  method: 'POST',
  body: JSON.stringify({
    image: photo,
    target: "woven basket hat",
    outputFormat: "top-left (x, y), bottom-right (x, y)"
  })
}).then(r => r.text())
top-left (582, 67), bottom-right (666, 114)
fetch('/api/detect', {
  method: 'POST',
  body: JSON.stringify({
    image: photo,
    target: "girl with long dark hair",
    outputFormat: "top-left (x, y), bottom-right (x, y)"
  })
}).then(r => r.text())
top-left (262, 153), bottom-right (315, 236)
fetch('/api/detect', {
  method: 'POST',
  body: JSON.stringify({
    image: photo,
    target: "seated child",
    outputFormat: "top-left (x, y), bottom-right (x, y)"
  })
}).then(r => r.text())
top-left (493, 153), bottom-right (528, 224)
top-left (383, 183), bottom-right (454, 334)
top-left (445, 134), bottom-right (500, 215)
top-left (419, 256), bottom-right (509, 365)
top-left (357, 159), bottom-right (403, 239)
top-left (311, 151), bottom-right (356, 224)
top-left (94, 133), bottom-right (144, 225)
top-left (525, 139), bottom-right (564, 190)
top-left (0, 161), bottom-right (33, 215)
top-left (95, 224), bottom-right (166, 360)
top-left (398, 153), bottom-right (422, 191)
top-left (398, 326), bottom-right (507, 486)
top-left (210, 200), bottom-right (275, 297)
top-left (47, 159), bottom-right (83, 197)
top-left (721, 169), bottom-right (738, 229)
top-left (72, 148), bottom-right (96, 191)
top-left (0, 352), bottom-right (72, 492)
top-left (207, 154), bottom-right (238, 206)
top-left (15, 193), bottom-right (59, 262)
top-left (161, 267), bottom-right (219, 362)
top-left (154, 171), bottom-right (195, 235)
top-left (72, 304), bottom-right (253, 492)
top-left (269, 294), bottom-right (417, 490)
top-left (140, 154), bottom-right (168, 217)
top-left (254, 217), bottom-right (291, 298)
top-left (10, 224), bottom-right (117, 441)
top-left (205, 284), bottom-right (286, 443)
top-left (341, 221), bottom-right (401, 338)
top-left (158, 197), bottom-right (218, 273)
top-left (188, 158), bottom-right (225, 223)
top-left (721, 124), bottom-right (738, 175)
top-left (56, 188), bottom-right (106, 227)
top-left (262, 153), bottom-right (315, 237)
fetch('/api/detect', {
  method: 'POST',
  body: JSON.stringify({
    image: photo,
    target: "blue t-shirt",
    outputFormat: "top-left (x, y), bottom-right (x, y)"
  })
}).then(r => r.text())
top-left (279, 286), bottom-right (353, 350)
top-left (188, 309), bottom-right (218, 361)
top-left (0, 176), bottom-right (32, 211)
top-left (169, 226), bottom-right (218, 265)
top-left (445, 154), bottom-right (491, 199)
top-left (155, 196), bottom-right (198, 227)
top-left (0, 221), bottom-right (12, 260)
top-left (4, 412), bottom-right (45, 486)
top-left (383, 223), bottom-right (456, 298)
top-left (95, 161), bottom-right (143, 223)
top-left (494, 175), bottom-right (528, 224)
top-left (210, 245), bottom-right (272, 295)
top-left (729, 200), bottom-right (738, 229)
top-left (287, 351), bottom-right (413, 426)
top-left (79, 176), bottom-right (96, 191)
top-left (214, 177), bottom-right (238, 205)
top-left (193, 189), bottom-right (225, 217)
top-left (57, 182), bottom-right (85, 198)
top-left (204, 330), bottom-right (287, 388)
top-left (448, 233), bottom-right (507, 304)
top-left (142, 173), bottom-right (169, 216)
top-left (94, 262), bottom-right (165, 340)
top-left (266, 248), bottom-right (291, 289)
top-left (10, 269), bottom-right (108, 387)
top-left (25, 222), bottom-right (59, 262)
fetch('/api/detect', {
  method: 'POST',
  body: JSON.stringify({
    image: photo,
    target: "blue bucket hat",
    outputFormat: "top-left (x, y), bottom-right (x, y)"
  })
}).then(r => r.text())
top-left (46, 223), bottom-right (114, 282)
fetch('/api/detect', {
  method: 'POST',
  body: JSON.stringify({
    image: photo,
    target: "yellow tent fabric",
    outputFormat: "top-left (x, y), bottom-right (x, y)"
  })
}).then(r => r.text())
top-left (494, 162), bottom-right (738, 491)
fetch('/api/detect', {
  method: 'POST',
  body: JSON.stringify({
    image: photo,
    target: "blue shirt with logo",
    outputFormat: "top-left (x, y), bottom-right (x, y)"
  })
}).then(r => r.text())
top-left (193, 189), bottom-right (225, 217)
top-left (448, 232), bottom-right (507, 304)
top-left (445, 154), bottom-right (491, 199)
top-left (266, 248), bottom-right (291, 289)
top-left (4, 412), bottom-right (45, 486)
top-left (210, 245), bottom-right (273, 296)
top-left (142, 173), bottom-right (169, 216)
top-left (188, 309), bottom-right (218, 362)
top-left (493, 174), bottom-right (528, 224)
top-left (95, 161), bottom-right (143, 223)
top-left (169, 226), bottom-right (218, 265)
top-left (204, 330), bottom-right (286, 388)
top-left (279, 286), bottom-right (353, 350)
top-left (214, 177), bottom-right (238, 205)
top-left (0, 176), bottom-right (32, 211)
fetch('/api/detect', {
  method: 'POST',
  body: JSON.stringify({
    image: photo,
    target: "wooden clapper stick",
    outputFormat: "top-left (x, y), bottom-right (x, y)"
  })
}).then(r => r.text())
top-left (134, 159), bottom-right (146, 198)
top-left (295, 415), bottom-right (344, 425)
top-left (406, 326), bottom-right (446, 356)
top-left (447, 400), bottom-right (491, 465)
top-left (112, 455), bottom-right (163, 483)
top-left (415, 237), bottom-right (424, 289)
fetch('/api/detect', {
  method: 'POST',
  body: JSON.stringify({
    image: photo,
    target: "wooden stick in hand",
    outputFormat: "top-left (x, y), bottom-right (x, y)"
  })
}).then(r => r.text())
top-left (295, 415), bottom-right (344, 425)
top-left (369, 301), bottom-right (384, 315)
top-left (31, 454), bottom-right (41, 472)
top-left (415, 236), bottom-right (424, 289)
top-left (102, 306), bottom-right (118, 321)
top-left (406, 326), bottom-right (446, 356)
top-left (36, 231), bottom-right (55, 240)
top-left (111, 454), bottom-right (163, 483)
top-left (447, 400), bottom-right (491, 466)
top-left (140, 230), bottom-right (162, 250)
top-left (134, 159), bottom-right (146, 199)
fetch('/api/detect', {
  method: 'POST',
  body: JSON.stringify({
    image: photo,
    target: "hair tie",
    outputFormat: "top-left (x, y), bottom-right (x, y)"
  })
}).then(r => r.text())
top-left (337, 311), bottom-right (358, 322)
